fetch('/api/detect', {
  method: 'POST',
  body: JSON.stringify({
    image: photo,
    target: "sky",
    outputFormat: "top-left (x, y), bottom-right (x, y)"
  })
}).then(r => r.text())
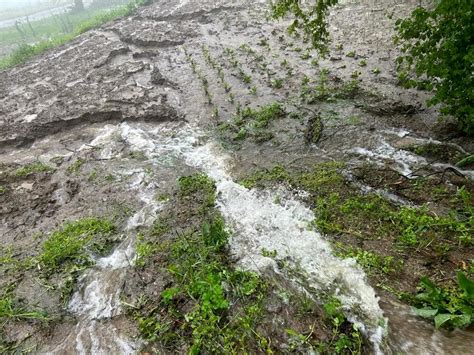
top-left (0, 0), bottom-right (41, 8)
top-left (0, 0), bottom-right (71, 12)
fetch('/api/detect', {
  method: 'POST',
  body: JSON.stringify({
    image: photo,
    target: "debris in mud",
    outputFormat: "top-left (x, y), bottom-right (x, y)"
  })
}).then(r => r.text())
top-left (361, 98), bottom-right (423, 117)
top-left (304, 113), bottom-right (323, 145)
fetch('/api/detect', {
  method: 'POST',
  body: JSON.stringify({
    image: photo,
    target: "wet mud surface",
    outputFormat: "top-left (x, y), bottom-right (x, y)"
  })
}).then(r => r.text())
top-left (0, 0), bottom-right (473, 353)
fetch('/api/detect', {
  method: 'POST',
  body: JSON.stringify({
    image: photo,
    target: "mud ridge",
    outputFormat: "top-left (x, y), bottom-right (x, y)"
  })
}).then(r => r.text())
top-left (0, 104), bottom-right (183, 152)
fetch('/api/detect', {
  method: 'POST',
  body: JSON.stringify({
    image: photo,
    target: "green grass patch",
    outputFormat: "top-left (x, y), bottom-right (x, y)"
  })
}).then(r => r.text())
top-left (243, 163), bottom-right (473, 249)
top-left (13, 161), bottom-right (54, 178)
top-left (40, 217), bottom-right (116, 273)
top-left (335, 244), bottom-right (403, 276)
top-left (0, 297), bottom-right (49, 322)
top-left (218, 102), bottom-right (285, 146)
top-left (66, 158), bottom-right (85, 175)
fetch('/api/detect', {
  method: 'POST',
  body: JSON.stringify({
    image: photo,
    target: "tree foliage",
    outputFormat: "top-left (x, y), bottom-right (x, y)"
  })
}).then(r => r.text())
top-left (270, 0), bottom-right (338, 55)
top-left (395, 0), bottom-right (474, 135)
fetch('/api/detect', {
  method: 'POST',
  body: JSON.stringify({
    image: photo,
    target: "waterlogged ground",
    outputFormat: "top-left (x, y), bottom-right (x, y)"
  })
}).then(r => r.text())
top-left (0, 0), bottom-right (473, 353)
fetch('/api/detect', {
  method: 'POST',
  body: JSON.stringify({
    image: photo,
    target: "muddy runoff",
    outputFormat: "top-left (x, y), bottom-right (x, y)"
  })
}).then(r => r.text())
top-left (1, 0), bottom-right (474, 353)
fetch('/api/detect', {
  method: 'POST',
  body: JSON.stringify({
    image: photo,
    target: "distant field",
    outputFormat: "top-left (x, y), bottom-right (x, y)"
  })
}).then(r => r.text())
top-left (0, 0), bottom-right (141, 70)
top-left (0, 0), bottom-right (72, 22)
top-left (0, 0), bottom-right (130, 61)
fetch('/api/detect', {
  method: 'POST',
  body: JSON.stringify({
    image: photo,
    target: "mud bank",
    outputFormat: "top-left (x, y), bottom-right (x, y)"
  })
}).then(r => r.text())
top-left (1, 0), bottom-right (473, 353)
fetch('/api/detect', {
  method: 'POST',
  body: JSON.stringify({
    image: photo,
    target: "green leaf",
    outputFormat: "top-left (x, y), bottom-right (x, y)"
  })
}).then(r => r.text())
top-left (413, 307), bottom-right (438, 318)
top-left (457, 271), bottom-right (474, 300)
top-left (434, 313), bottom-right (455, 328)
top-left (420, 276), bottom-right (437, 291)
top-left (453, 314), bottom-right (471, 328)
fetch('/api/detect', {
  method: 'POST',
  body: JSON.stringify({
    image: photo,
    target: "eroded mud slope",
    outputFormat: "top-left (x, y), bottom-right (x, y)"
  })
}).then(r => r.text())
top-left (1, 0), bottom-right (473, 354)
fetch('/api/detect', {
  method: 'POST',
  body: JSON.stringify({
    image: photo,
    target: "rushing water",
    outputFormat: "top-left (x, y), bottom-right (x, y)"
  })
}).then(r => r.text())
top-left (48, 121), bottom-right (473, 354)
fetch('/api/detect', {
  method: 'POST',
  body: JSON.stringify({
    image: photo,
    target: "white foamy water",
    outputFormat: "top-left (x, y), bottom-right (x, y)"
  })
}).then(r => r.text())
top-left (350, 139), bottom-right (424, 177)
top-left (106, 123), bottom-right (387, 353)
top-left (51, 125), bottom-right (164, 354)
top-left (55, 121), bottom-right (474, 354)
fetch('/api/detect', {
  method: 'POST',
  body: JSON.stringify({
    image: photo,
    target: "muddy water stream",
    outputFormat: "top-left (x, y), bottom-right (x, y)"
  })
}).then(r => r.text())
top-left (43, 122), bottom-right (473, 354)
top-left (1, 0), bottom-right (473, 353)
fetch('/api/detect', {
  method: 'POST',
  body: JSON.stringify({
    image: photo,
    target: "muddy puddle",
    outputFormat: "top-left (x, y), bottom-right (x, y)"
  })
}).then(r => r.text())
top-left (1, 0), bottom-right (473, 353)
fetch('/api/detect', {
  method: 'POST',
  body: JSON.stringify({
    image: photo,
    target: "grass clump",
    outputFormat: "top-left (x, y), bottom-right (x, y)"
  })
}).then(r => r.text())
top-left (335, 244), bottom-right (402, 276)
top-left (241, 165), bottom-right (292, 189)
top-left (178, 174), bottom-right (215, 196)
top-left (135, 234), bottom-right (156, 268)
top-left (66, 158), bottom-right (85, 175)
top-left (0, 186), bottom-right (5, 195)
top-left (218, 102), bottom-right (286, 146)
top-left (40, 218), bottom-right (116, 273)
top-left (0, 297), bottom-right (49, 322)
top-left (13, 161), bottom-right (54, 178)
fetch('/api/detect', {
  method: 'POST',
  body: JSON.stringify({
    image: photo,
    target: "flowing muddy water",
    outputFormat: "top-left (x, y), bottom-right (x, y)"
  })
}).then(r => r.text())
top-left (44, 121), bottom-right (472, 354)
top-left (51, 173), bottom-right (161, 352)
top-left (1, 0), bottom-right (473, 353)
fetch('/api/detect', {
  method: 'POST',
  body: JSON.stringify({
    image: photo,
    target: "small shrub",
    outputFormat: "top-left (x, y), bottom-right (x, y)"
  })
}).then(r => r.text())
top-left (410, 272), bottom-right (474, 329)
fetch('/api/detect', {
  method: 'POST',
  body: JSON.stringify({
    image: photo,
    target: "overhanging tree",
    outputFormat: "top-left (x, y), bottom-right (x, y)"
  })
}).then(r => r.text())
top-left (395, 0), bottom-right (474, 135)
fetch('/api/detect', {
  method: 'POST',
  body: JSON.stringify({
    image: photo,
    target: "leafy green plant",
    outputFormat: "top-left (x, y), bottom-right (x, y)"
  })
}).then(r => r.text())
top-left (395, 0), bottom-right (474, 135)
top-left (410, 272), bottom-right (474, 329)
top-left (323, 298), bottom-right (362, 353)
top-left (271, 78), bottom-right (284, 88)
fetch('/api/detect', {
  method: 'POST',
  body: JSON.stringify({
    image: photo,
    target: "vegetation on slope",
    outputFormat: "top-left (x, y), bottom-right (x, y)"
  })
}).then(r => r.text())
top-left (242, 162), bottom-right (474, 329)
top-left (270, 0), bottom-right (474, 135)
top-left (130, 173), bottom-right (366, 353)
